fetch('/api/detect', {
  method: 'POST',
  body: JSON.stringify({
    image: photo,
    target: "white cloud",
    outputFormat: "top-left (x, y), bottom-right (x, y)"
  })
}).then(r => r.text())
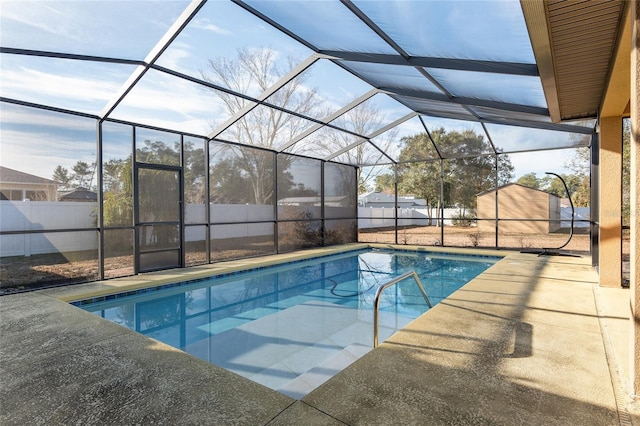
top-left (114, 72), bottom-right (224, 116)
top-left (1, 129), bottom-right (95, 178)
top-left (1, 1), bottom-right (65, 38)
top-left (0, 106), bottom-right (92, 128)
top-left (156, 43), bottom-right (193, 71)
top-left (191, 18), bottom-right (232, 35)
top-left (2, 67), bottom-right (121, 103)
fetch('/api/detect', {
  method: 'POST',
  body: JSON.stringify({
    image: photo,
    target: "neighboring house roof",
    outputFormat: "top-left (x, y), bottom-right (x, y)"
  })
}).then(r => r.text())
top-left (358, 191), bottom-right (426, 206)
top-left (476, 183), bottom-right (561, 198)
top-left (0, 166), bottom-right (59, 186)
top-left (59, 188), bottom-right (97, 202)
top-left (278, 196), bottom-right (345, 205)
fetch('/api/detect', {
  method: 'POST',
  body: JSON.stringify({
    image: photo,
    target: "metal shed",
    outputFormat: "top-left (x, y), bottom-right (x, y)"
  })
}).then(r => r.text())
top-left (477, 183), bottom-right (561, 234)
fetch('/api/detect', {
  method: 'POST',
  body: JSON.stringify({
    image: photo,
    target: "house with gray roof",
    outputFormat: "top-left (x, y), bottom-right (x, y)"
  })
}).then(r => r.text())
top-left (358, 191), bottom-right (427, 209)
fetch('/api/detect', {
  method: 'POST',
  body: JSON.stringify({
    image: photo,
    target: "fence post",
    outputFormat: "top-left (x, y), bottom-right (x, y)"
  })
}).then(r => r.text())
top-left (23, 199), bottom-right (31, 257)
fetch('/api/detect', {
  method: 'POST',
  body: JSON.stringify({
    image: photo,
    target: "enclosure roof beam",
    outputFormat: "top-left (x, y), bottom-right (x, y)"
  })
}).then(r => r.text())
top-left (478, 116), bottom-right (594, 135)
top-left (481, 122), bottom-right (498, 155)
top-left (340, 0), bottom-right (410, 58)
top-left (0, 96), bottom-right (100, 120)
top-left (419, 116), bottom-right (443, 159)
top-left (0, 47), bottom-right (145, 66)
top-left (384, 88), bottom-right (550, 117)
top-left (320, 50), bottom-right (539, 76)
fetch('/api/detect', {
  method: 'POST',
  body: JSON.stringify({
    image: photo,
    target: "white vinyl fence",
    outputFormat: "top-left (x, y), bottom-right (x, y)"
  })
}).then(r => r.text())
top-left (357, 207), bottom-right (460, 228)
top-left (1, 201), bottom-right (588, 257)
top-left (1, 201), bottom-right (279, 257)
top-left (357, 207), bottom-right (589, 229)
top-left (1, 200), bottom-right (98, 257)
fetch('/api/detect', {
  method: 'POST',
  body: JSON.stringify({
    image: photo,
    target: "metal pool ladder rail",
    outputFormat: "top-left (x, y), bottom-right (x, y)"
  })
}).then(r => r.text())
top-left (373, 271), bottom-right (433, 348)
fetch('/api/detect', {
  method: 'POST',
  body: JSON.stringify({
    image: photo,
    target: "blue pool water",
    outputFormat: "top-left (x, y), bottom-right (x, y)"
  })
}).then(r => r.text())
top-left (75, 248), bottom-right (499, 398)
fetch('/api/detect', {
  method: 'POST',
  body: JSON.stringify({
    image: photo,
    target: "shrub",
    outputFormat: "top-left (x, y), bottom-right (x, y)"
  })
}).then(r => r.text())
top-left (468, 232), bottom-right (481, 247)
top-left (451, 210), bottom-right (476, 227)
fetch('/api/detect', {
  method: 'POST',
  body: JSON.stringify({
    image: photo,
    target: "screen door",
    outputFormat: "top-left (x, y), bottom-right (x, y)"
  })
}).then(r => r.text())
top-left (136, 166), bottom-right (182, 272)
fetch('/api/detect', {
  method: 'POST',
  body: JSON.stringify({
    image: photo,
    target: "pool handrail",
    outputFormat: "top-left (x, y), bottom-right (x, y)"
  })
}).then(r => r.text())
top-left (373, 271), bottom-right (432, 348)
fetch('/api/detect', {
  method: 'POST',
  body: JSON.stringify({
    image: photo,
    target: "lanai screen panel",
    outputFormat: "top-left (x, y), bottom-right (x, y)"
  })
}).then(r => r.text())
top-left (487, 124), bottom-right (592, 153)
top-left (0, 0), bottom-right (187, 59)
top-left (351, 0), bottom-right (535, 62)
top-left (324, 162), bottom-right (357, 220)
top-left (420, 117), bottom-right (493, 159)
top-left (156, 0), bottom-right (313, 100)
top-left (0, 55), bottom-right (139, 116)
top-left (102, 121), bottom-right (134, 228)
top-left (241, 0), bottom-right (397, 54)
top-left (209, 141), bottom-right (275, 221)
top-left (324, 160), bottom-right (358, 245)
top-left (375, 116), bottom-right (439, 163)
top-left (338, 61), bottom-right (443, 96)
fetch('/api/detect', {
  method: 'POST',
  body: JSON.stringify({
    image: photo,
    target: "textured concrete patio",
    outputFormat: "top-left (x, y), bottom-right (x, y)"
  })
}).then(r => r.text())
top-left (1, 244), bottom-right (638, 425)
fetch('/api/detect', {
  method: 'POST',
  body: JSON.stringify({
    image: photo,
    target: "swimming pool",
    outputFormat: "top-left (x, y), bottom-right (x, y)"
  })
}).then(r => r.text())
top-left (75, 248), bottom-right (499, 398)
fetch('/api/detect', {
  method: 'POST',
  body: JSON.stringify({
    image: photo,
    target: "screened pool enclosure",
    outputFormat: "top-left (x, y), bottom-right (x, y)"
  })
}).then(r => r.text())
top-left (0, 0), bottom-right (599, 290)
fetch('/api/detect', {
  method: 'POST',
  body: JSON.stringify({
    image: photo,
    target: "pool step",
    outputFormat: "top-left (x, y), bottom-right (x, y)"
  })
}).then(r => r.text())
top-left (196, 306), bottom-right (277, 335)
top-left (195, 292), bottom-right (349, 337)
top-left (276, 343), bottom-right (371, 399)
top-left (248, 318), bottom-right (387, 398)
top-left (189, 300), bottom-right (417, 398)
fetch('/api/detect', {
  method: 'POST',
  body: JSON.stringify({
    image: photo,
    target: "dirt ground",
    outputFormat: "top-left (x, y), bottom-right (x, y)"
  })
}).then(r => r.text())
top-left (0, 226), bottom-right (600, 293)
top-left (359, 226), bottom-right (592, 253)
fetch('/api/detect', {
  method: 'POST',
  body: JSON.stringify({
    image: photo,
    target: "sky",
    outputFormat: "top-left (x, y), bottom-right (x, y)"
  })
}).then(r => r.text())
top-left (0, 0), bottom-right (592, 181)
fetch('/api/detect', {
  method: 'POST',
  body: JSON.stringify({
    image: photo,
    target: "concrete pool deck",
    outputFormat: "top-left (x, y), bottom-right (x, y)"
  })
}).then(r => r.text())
top-left (1, 244), bottom-right (639, 425)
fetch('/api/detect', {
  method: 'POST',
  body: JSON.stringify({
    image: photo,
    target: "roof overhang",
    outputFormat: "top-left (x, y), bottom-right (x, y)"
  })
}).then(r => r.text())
top-left (521, 0), bottom-right (628, 122)
top-left (600, 2), bottom-right (632, 118)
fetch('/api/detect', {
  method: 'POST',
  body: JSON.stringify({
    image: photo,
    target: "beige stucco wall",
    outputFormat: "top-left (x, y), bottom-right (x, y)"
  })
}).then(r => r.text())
top-left (477, 185), bottom-right (556, 234)
top-left (599, 117), bottom-right (623, 288)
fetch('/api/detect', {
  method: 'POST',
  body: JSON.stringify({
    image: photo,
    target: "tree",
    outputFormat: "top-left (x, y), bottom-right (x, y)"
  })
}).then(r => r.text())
top-left (208, 142), bottom-right (277, 205)
top-left (183, 141), bottom-right (206, 204)
top-left (516, 172), bottom-right (541, 189)
top-left (388, 128), bottom-right (514, 224)
top-left (565, 146), bottom-right (590, 176)
top-left (572, 175), bottom-right (590, 207)
top-left (71, 160), bottom-right (95, 189)
top-left (374, 173), bottom-right (395, 193)
top-left (314, 100), bottom-right (398, 191)
top-left (52, 165), bottom-right (71, 190)
top-left (563, 146), bottom-right (591, 207)
top-left (202, 47), bottom-right (395, 201)
top-left (102, 157), bottom-right (132, 227)
top-left (209, 155), bottom-right (258, 203)
top-left (201, 47), bottom-right (324, 204)
top-left (103, 159), bottom-right (126, 192)
top-left (52, 160), bottom-right (97, 191)
top-left (622, 118), bottom-right (631, 225)
top-left (137, 139), bottom-right (179, 165)
top-left (396, 133), bottom-right (441, 218)
top-left (542, 174), bottom-right (577, 197)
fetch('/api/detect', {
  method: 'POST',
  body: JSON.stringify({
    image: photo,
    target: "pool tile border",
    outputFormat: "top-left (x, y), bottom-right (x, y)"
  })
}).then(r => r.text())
top-left (71, 245), bottom-right (504, 307)
top-left (41, 243), bottom-right (510, 303)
